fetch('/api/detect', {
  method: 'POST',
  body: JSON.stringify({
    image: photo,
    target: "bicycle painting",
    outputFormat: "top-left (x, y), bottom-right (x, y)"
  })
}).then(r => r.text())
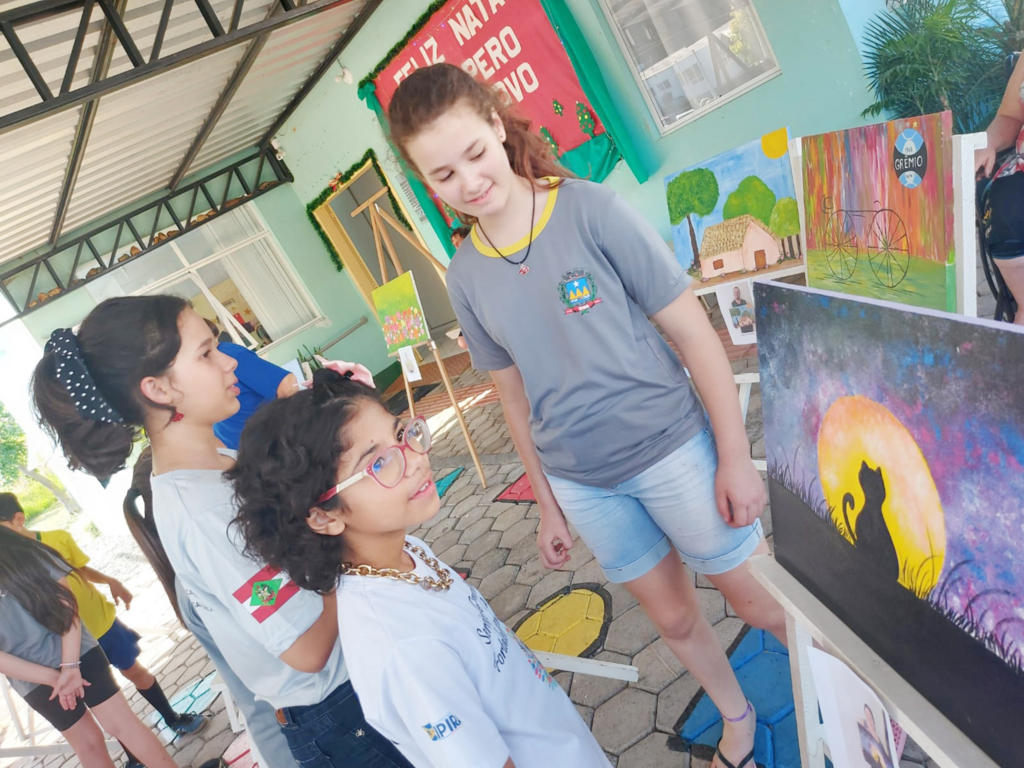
top-left (802, 113), bottom-right (956, 313)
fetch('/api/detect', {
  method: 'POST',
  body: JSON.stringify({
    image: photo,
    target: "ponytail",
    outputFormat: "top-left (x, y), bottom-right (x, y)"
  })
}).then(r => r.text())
top-left (123, 446), bottom-right (183, 623)
top-left (388, 63), bottom-right (572, 224)
top-left (32, 295), bottom-right (189, 480)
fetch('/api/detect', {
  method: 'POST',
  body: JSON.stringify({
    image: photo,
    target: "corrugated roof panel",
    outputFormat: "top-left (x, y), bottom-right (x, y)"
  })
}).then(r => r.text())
top-left (0, 5), bottom-right (104, 114)
top-left (192, 1), bottom-right (365, 170)
top-left (0, 108), bottom-right (81, 264)
top-left (62, 44), bottom-right (245, 232)
top-left (0, 0), bottom-right (378, 274)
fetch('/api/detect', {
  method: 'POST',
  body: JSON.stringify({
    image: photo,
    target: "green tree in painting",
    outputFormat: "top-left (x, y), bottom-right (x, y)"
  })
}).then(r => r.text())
top-left (576, 102), bottom-right (596, 137)
top-left (539, 127), bottom-right (559, 157)
top-left (724, 176), bottom-right (776, 227)
top-left (666, 168), bottom-right (719, 263)
top-left (769, 196), bottom-right (802, 259)
top-left (553, 99), bottom-right (564, 116)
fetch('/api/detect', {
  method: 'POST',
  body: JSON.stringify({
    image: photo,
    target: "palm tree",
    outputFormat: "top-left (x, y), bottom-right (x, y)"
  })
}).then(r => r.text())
top-left (861, 0), bottom-right (1009, 133)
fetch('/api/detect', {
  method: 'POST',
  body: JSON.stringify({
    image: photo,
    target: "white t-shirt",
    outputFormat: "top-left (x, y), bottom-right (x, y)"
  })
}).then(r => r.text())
top-left (337, 536), bottom-right (610, 768)
top-left (152, 451), bottom-right (348, 709)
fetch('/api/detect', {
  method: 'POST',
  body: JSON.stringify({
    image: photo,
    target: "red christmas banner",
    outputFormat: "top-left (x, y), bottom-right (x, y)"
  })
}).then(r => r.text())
top-left (373, 0), bottom-right (603, 210)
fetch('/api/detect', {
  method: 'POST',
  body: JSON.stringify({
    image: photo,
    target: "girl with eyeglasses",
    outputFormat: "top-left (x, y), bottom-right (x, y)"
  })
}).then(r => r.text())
top-left (229, 368), bottom-right (610, 768)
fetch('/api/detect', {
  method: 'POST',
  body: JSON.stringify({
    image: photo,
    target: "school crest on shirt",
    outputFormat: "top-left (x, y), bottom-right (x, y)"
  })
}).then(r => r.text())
top-left (558, 269), bottom-right (602, 316)
top-left (233, 566), bottom-right (299, 623)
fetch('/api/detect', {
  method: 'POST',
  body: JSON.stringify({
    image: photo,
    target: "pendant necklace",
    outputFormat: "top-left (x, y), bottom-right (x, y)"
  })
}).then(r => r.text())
top-left (477, 186), bottom-right (536, 276)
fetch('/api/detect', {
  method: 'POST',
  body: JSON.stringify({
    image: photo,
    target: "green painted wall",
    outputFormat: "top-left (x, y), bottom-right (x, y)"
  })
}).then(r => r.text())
top-left (273, 0), bottom-right (875, 246)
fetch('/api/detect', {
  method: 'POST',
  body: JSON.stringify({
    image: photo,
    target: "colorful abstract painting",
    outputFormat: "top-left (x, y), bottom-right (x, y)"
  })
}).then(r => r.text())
top-left (801, 112), bottom-right (955, 312)
top-left (372, 271), bottom-right (429, 355)
top-left (756, 281), bottom-right (1024, 766)
top-left (665, 128), bottom-right (803, 284)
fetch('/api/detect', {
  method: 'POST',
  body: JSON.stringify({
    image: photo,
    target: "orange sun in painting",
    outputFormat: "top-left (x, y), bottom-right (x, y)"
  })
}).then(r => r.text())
top-left (817, 396), bottom-right (946, 596)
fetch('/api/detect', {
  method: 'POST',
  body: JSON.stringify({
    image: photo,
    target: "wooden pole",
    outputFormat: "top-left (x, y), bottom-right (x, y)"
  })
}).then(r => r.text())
top-left (402, 368), bottom-right (416, 419)
top-left (377, 207), bottom-right (450, 276)
top-left (374, 204), bottom-right (405, 277)
top-left (430, 339), bottom-right (487, 489)
top-left (350, 187), bottom-right (390, 218)
top-left (369, 210), bottom-right (388, 285)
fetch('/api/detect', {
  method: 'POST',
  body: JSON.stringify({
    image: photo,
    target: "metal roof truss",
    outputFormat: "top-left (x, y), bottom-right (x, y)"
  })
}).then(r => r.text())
top-left (0, 145), bottom-right (291, 327)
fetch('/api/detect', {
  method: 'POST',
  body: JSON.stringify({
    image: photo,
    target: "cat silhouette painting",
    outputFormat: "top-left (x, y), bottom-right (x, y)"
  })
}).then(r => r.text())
top-left (816, 396), bottom-right (946, 598)
top-left (842, 461), bottom-right (899, 583)
top-left (757, 282), bottom-right (1024, 767)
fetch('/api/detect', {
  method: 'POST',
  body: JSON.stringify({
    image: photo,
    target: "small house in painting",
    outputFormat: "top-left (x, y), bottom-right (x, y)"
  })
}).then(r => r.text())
top-left (699, 215), bottom-right (781, 280)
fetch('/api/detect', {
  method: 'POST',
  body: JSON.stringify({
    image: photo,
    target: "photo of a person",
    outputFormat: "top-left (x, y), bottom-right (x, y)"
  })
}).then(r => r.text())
top-left (857, 703), bottom-right (894, 768)
top-left (810, 649), bottom-right (901, 768)
top-left (717, 280), bottom-right (757, 345)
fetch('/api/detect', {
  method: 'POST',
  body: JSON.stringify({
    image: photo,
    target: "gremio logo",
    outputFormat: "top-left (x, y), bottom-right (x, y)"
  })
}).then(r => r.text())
top-left (893, 127), bottom-right (927, 189)
top-left (422, 713), bottom-right (463, 741)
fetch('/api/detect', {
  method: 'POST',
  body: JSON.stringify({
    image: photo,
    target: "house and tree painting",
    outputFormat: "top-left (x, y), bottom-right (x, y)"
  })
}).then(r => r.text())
top-left (664, 128), bottom-right (804, 281)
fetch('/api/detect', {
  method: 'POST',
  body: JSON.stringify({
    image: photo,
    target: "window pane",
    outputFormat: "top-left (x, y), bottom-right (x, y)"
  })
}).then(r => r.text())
top-left (174, 209), bottom-right (252, 264)
top-left (604, 0), bottom-right (777, 131)
top-left (195, 262), bottom-right (274, 348)
top-left (84, 241), bottom-right (185, 303)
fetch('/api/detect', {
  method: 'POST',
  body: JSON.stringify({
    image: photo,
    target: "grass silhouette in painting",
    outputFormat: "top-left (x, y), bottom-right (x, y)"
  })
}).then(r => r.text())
top-left (757, 282), bottom-right (1024, 767)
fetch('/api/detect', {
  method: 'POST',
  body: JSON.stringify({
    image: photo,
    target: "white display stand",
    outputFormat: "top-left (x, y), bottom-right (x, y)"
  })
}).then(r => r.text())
top-left (749, 556), bottom-right (998, 768)
top-left (952, 132), bottom-right (987, 317)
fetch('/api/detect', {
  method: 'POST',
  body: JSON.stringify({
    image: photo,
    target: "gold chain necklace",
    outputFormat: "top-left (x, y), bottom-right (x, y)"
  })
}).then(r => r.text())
top-left (341, 544), bottom-right (454, 592)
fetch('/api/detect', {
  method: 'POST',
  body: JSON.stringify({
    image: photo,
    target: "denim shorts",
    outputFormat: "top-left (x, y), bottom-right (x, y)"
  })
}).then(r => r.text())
top-left (544, 428), bottom-right (763, 583)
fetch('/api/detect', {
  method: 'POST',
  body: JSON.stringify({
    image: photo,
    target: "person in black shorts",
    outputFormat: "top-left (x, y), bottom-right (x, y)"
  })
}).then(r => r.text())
top-left (0, 526), bottom-right (178, 768)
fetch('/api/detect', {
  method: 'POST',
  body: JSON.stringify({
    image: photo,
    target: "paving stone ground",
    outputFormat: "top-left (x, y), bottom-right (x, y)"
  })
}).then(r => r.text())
top-left (2, 285), bottom-right (979, 767)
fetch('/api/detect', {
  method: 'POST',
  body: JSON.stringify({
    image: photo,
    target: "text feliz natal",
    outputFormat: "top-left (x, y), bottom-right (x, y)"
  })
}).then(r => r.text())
top-left (390, 0), bottom-right (540, 104)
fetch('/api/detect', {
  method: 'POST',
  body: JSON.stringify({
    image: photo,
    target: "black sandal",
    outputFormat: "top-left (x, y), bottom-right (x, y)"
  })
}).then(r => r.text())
top-left (714, 743), bottom-right (755, 768)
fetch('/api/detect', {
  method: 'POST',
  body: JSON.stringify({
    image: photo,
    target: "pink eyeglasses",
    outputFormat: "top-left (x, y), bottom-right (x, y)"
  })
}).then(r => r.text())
top-left (317, 417), bottom-right (431, 503)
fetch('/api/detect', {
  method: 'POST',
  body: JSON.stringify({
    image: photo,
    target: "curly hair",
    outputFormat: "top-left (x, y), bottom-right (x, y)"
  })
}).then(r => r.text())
top-left (227, 368), bottom-right (382, 593)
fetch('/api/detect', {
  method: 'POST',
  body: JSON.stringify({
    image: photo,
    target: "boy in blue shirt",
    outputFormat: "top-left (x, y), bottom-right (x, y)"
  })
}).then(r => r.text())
top-left (213, 341), bottom-right (298, 450)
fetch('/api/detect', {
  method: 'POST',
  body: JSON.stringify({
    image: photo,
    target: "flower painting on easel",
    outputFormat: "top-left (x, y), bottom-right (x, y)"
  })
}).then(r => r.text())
top-left (372, 272), bottom-right (430, 356)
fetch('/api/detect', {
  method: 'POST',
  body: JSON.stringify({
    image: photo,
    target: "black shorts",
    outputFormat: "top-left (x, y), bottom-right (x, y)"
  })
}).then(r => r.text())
top-left (22, 647), bottom-right (121, 731)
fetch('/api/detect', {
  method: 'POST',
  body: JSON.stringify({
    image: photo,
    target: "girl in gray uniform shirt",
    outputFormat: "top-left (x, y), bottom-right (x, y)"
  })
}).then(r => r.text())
top-left (389, 63), bottom-right (788, 768)
top-left (33, 295), bottom-right (412, 768)
top-left (0, 527), bottom-right (176, 768)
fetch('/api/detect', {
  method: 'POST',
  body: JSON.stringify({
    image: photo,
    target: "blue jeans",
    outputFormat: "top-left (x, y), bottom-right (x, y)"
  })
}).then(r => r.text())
top-left (278, 680), bottom-right (412, 767)
top-left (175, 579), bottom-right (298, 768)
top-left (545, 428), bottom-right (763, 582)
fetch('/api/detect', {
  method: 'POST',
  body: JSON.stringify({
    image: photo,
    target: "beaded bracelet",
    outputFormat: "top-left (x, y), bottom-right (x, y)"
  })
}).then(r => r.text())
top-left (58, 661), bottom-right (81, 670)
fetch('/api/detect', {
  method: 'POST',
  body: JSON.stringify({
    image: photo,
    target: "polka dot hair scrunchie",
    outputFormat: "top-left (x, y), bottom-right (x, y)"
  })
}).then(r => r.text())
top-left (45, 328), bottom-right (124, 424)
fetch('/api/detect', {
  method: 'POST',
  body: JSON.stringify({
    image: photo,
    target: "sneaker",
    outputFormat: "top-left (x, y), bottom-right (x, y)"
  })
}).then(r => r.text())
top-left (168, 712), bottom-right (209, 736)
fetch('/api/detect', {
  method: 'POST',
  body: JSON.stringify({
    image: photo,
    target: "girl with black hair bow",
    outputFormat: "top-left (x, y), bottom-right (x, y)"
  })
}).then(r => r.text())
top-left (33, 295), bottom-right (411, 768)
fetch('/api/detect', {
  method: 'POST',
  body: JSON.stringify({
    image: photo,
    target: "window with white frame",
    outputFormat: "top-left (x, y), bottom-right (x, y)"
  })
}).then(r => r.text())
top-left (84, 205), bottom-right (321, 352)
top-left (599, 0), bottom-right (779, 134)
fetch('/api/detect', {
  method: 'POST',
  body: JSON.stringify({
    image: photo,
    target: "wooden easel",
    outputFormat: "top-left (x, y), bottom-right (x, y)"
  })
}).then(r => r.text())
top-left (353, 190), bottom-right (488, 489)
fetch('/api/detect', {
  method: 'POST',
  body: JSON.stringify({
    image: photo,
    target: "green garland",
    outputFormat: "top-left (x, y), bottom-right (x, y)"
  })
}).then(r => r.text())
top-left (305, 149), bottom-right (413, 273)
top-left (358, 0), bottom-right (450, 91)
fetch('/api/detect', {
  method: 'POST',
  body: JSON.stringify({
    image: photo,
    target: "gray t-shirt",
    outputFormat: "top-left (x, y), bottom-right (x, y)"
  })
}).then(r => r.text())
top-left (448, 179), bottom-right (705, 487)
top-left (152, 450), bottom-right (349, 709)
top-left (0, 557), bottom-right (98, 697)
